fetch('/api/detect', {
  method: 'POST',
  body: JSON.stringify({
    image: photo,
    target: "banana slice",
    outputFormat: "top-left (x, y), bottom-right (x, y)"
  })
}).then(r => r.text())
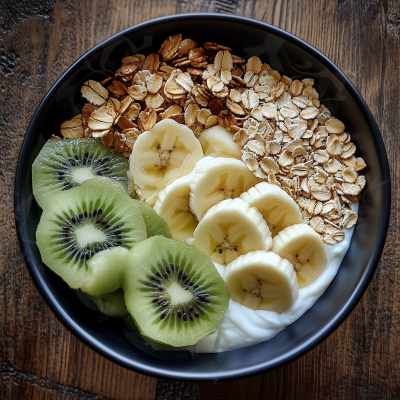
top-left (198, 125), bottom-right (242, 159)
top-left (240, 182), bottom-right (303, 237)
top-left (192, 198), bottom-right (272, 265)
top-left (224, 251), bottom-right (298, 313)
top-left (153, 176), bottom-right (198, 240)
top-left (189, 157), bottom-right (260, 220)
top-left (129, 119), bottom-right (203, 205)
top-left (272, 224), bottom-right (327, 288)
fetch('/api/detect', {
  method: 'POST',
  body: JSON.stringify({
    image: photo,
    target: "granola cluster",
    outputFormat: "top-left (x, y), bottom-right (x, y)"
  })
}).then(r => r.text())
top-left (59, 34), bottom-right (367, 244)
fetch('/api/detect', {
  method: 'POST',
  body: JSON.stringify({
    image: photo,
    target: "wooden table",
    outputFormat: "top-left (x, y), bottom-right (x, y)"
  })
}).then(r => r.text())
top-left (0, 0), bottom-right (398, 398)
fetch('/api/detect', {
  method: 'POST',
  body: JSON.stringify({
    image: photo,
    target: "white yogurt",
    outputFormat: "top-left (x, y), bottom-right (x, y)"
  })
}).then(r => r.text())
top-left (122, 157), bottom-right (358, 353)
top-left (190, 202), bottom-right (358, 353)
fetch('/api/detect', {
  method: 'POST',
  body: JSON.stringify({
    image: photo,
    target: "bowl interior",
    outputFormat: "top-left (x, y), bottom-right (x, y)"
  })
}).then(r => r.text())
top-left (15, 14), bottom-right (390, 380)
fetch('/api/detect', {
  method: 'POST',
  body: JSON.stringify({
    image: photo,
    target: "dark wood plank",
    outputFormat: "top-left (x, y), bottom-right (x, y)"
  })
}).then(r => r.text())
top-left (0, 0), bottom-right (399, 399)
top-left (0, 0), bottom-right (179, 399)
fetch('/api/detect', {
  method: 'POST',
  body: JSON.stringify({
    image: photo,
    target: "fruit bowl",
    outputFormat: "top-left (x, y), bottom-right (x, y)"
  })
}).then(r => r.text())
top-left (14, 14), bottom-right (390, 380)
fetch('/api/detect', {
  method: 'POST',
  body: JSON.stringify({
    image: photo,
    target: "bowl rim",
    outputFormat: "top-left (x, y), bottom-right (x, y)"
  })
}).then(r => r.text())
top-left (14, 13), bottom-right (391, 381)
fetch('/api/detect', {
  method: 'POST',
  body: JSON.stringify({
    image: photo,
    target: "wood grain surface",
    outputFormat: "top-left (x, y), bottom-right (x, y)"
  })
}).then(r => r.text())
top-left (0, 0), bottom-right (398, 399)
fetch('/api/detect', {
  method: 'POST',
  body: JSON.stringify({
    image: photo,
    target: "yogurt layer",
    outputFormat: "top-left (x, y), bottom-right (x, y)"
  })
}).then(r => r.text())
top-left (192, 202), bottom-right (358, 353)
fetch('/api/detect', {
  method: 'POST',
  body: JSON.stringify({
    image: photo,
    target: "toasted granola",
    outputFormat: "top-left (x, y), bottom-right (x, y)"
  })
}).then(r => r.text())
top-left (60, 34), bottom-right (367, 244)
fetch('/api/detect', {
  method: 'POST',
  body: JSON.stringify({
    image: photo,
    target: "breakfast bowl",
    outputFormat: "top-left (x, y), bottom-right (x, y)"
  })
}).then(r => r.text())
top-left (14, 13), bottom-right (390, 381)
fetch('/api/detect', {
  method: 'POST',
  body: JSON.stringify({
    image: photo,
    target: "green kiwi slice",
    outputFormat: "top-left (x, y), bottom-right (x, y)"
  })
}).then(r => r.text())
top-left (135, 200), bottom-right (172, 238)
top-left (36, 178), bottom-right (146, 290)
top-left (76, 289), bottom-right (128, 318)
top-left (32, 138), bottom-right (128, 208)
top-left (91, 290), bottom-right (128, 317)
top-left (125, 236), bottom-right (230, 347)
top-left (83, 203), bottom-right (171, 312)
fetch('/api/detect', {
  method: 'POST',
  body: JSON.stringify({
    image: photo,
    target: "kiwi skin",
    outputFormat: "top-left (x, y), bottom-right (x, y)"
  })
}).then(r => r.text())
top-left (125, 236), bottom-right (230, 347)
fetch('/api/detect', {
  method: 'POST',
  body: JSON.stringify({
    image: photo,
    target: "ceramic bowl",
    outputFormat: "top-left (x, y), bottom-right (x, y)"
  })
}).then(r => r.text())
top-left (14, 13), bottom-right (391, 381)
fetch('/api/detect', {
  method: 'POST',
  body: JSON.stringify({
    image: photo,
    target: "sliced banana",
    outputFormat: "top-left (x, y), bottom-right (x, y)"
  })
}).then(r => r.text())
top-left (198, 125), bottom-right (242, 159)
top-left (192, 198), bottom-right (272, 266)
top-left (153, 176), bottom-right (198, 240)
top-left (272, 224), bottom-right (327, 288)
top-left (129, 119), bottom-right (203, 205)
top-left (189, 157), bottom-right (260, 220)
top-left (240, 182), bottom-right (303, 237)
top-left (224, 251), bottom-right (298, 313)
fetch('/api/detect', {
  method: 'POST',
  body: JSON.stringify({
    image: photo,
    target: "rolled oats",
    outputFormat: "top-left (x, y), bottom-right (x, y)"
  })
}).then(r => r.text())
top-left (243, 157), bottom-right (258, 172)
top-left (60, 118), bottom-right (84, 138)
top-left (303, 86), bottom-right (319, 99)
top-left (146, 73), bottom-right (163, 93)
top-left (355, 157), bottom-right (367, 171)
top-left (178, 39), bottom-right (197, 57)
top-left (342, 182), bottom-right (362, 196)
top-left (107, 80), bottom-right (127, 95)
top-left (326, 134), bottom-right (342, 155)
top-left (81, 80), bottom-right (108, 106)
top-left (300, 106), bottom-right (319, 120)
top-left (242, 89), bottom-right (259, 109)
top-left (101, 131), bottom-right (114, 147)
top-left (356, 175), bottom-right (366, 189)
top-left (65, 35), bottom-right (367, 244)
top-left (310, 216), bottom-right (325, 233)
top-left (143, 54), bottom-right (160, 73)
top-left (324, 158), bottom-right (343, 174)
top-left (117, 116), bottom-right (136, 131)
top-left (260, 157), bottom-right (279, 174)
top-left (278, 150), bottom-right (294, 167)
top-left (226, 98), bottom-right (246, 115)
top-left (342, 167), bottom-right (357, 183)
top-left (311, 185), bottom-right (332, 201)
top-left (262, 103), bottom-right (277, 119)
top-left (184, 104), bottom-right (200, 126)
top-left (247, 140), bottom-right (265, 157)
top-left (88, 110), bottom-right (113, 131)
top-left (341, 142), bottom-right (356, 159)
top-left (189, 47), bottom-right (208, 68)
top-left (161, 105), bottom-right (182, 119)
top-left (159, 34), bottom-right (182, 61)
top-left (246, 56), bottom-right (262, 74)
top-left (139, 108), bottom-right (157, 131)
top-left (124, 128), bottom-right (141, 149)
top-left (197, 108), bottom-right (212, 125)
top-left (325, 118), bottom-right (345, 134)
top-left (290, 163), bottom-right (309, 176)
top-left (218, 110), bottom-right (236, 128)
top-left (204, 115), bottom-right (218, 129)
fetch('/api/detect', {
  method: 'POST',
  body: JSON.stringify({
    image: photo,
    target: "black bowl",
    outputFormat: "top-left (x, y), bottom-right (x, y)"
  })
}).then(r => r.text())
top-left (14, 13), bottom-right (390, 381)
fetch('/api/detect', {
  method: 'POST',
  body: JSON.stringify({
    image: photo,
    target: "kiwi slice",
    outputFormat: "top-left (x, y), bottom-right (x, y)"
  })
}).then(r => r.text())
top-left (125, 236), bottom-right (230, 347)
top-left (32, 138), bottom-right (128, 208)
top-left (36, 178), bottom-right (147, 290)
top-left (76, 290), bottom-right (128, 318)
top-left (81, 247), bottom-right (132, 296)
top-left (91, 290), bottom-right (128, 317)
top-left (135, 200), bottom-right (172, 238)
top-left (82, 203), bottom-right (171, 311)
